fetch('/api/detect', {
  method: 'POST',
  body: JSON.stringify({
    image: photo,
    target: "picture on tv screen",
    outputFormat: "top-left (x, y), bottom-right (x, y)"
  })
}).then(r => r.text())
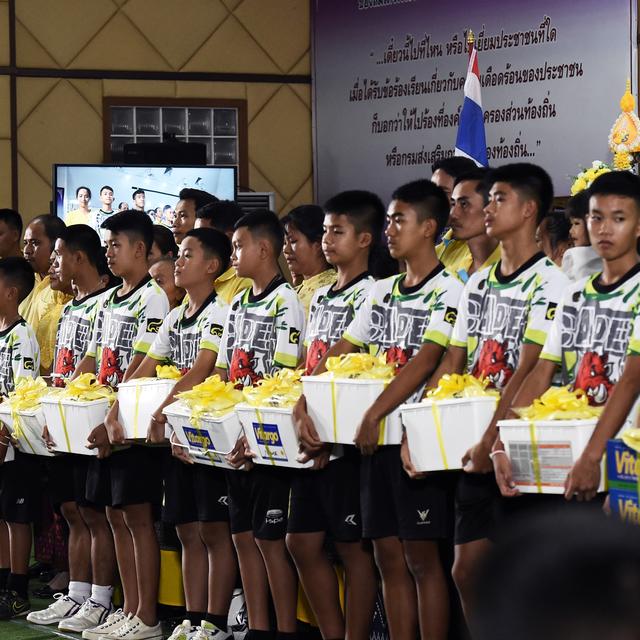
top-left (53, 164), bottom-right (236, 233)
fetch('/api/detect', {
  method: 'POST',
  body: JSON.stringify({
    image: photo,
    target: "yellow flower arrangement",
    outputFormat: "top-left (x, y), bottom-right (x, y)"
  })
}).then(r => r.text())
top-left (570, 161), bottom-right (612, 196)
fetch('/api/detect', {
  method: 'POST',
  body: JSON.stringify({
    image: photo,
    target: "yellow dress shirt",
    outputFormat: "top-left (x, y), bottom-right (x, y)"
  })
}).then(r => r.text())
top-left (436, 230), bottom-right (501, 282)
top-left (19, 274), bottom-right (73, 374)
top-left (295, 269), bottom-right (337, 317)
top-left (214, 267), bottom-right (252, 305)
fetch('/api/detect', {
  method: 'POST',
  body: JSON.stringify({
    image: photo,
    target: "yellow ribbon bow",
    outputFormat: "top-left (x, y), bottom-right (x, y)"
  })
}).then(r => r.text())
top-left (243, 369), bottom-right (302, 408)
top-left (323, 353), bottom-right (394, 380)
top-left (57, 373), bottom-right (115, 404)
top-left (622, 429), bottom-right (640, 453)
top-left (156, 365), bottom-right (182, 380)
top-left (514, 386), bottom-right (603, 421)
top-left (3, 377), bottom-right (49, 441)
top-left (176, 375), bottom-right (243, 424)
top-left (426, 374), bottom-right (499, 400)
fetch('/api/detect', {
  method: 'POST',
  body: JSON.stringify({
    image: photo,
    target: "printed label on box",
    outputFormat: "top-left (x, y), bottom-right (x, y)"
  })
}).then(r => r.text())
top-left (510, 440), bottom-right (573, 488)
top-left (183, 426), bottom-right (215, 452)
top-left (610, 489), bottom-right (640, 525)
top-left (252, 422), bottom-right (288, 462)
top-left (607, 440), bottom-right (640, 484)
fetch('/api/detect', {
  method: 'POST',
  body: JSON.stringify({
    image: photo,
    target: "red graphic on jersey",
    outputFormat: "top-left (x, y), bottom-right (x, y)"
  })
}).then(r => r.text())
top-left (98, 347), bottom-right (124, 388)
top-left (230, 348), bottom-right (261, 385)
top-left (179, 367), bottom-right (190, 376)
top-left (472, 339), bottom-right (513, 388)
top-left (53, 347), bottom-right (75, 387)
top-left (385, 346), bottom-right (411, 373)
top-left (574, 352), bottom-right (613, 406)
top-left (305, 338), bottom-right (329, 375)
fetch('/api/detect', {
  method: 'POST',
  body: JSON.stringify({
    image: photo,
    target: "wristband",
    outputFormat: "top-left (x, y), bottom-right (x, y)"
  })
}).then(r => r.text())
top-left (489, 450), bottom-right (507, 460)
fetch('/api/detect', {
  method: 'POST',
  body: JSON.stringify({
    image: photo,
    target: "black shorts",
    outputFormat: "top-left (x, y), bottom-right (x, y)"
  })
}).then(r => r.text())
top-left (454, 472), bottom-right (606, 545)
top-left (85, 456), bottom-right (112, 508)
top-left (454, 472), bottom-right (501, 545)
top-left (163, 457), bottom-right (230, 524)
top-left (288, 448), bottom-right (363, 542)
top-left (46, 455), bottom-right (91, 509)
top-left (110, 445), bottom-right (165, 508)
top-left (0, 451), bottom-right (44, 524)
top-left (226, 466), bottom-right (292, 540)
top-left (360, 446), bottom-right (454, 541)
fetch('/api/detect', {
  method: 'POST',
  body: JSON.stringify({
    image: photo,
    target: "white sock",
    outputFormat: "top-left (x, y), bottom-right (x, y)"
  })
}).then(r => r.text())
top-left (90, 584), bottom-right (114, 609)
top-left (68, 581), bottom-right (91, 603)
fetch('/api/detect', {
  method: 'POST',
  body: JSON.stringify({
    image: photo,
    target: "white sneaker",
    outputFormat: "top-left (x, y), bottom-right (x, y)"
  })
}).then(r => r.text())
top-left (194, 620), bottom-right (232, 639)
top-left (168, 619), bottom-right (199, 639)
top-left (81, 608), bottom-right (128, 639)
top-left (26, 593), bottom-right (82, 625)
top-left (58, 597), bottom-right (112, 632)
top-left (111, 614), bottom-right (163, 639)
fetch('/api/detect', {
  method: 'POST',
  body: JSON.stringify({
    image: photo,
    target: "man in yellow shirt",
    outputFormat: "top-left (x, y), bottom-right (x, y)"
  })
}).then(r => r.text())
top-left (195, 200), bottom-right (252, 303)
top-left (430, 157), bottom-right (485, 278)
top-left (20, 214), bottom-right (72, 374)
top-left (0, 209), bottom-right (24, 259)
top-left (444, 169), bottom-right (501, 281)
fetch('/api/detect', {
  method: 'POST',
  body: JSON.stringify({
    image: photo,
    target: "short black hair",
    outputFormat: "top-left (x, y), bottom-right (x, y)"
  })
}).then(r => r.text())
top-left (75, 185), bottom-right (91, 198)
top-left (196, 200), bottom-right (244, 233)
top-left (234, 209), bottom-right (284, 256)
top-left (0, 256), bottom-right (35, 303)
top-left (185, 227), bottom-right (232, 274)
top-left (540, 213), bottom-right (571, 253)
top-left (487, 163), bottom-right (554, 224)
top-left (132, 189), bottom-right (145, 198)
top-left (179, 188), bottom-right (219, 211)
top-left (101, 210), bottom-right (153, 255)
top-left (453, 168), bottom-right (492, 205)
top-left (323, 190), bottom-right (385, 238)
top-left (431, 156), bottom-right (477, 178)
top-left (282, 205), bottom-right (325, 244)
top-left (59, 224), bottom-right (102, 269)
top-left (588, 170), bottom-right (640, 212)
top-left (100, 185), bottom-right (113, 194)
top-left (152, 224), bottom-right (178, 258)
top-left (564, 190), bottom-right (590, 222)
top-left (391, 179), bottom-right (450, 238)
top-left (0, 209), bottom-right (23, 236)
top-left (31, 214), bottom-right (66, 245)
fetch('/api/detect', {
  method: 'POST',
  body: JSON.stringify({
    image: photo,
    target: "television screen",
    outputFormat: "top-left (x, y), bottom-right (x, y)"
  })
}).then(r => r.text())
top-left (53, 164), bottom-right (236, 232)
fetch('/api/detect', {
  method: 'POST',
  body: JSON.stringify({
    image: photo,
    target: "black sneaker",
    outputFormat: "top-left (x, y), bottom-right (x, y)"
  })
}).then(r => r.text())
top-left (0, 590), bottom-right (31, 619)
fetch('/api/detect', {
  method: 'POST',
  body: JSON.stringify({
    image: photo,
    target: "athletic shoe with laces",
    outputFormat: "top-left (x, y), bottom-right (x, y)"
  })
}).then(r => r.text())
top-left (194, 620), bottom-right (233, 640)
top-left (0, 590), bottom-right (30, 619)
top-left (168, 619), bottom-right (200, 639)
top-left (59, 597), bottom-right (112, 632)
top-left (26, 593), bottom-right (82, 624)
top-left (111, 614), bottom-right (162, 639)
top-left (81, 608), bottom-right (128, 639)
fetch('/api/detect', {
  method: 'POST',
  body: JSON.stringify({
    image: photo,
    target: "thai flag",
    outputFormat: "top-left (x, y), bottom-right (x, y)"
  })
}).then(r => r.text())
top-left (455, 36), bottom-right (488, 167)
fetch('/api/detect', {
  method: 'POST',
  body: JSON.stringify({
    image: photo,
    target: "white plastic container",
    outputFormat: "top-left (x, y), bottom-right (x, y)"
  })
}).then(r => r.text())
top-left (498, 418), bottom-right (605, 494)
top-left (236, 404), bottom-right (316, 468)
top-left (40, 395), bottom-right (110, 456)
top-left (117, 378), bottom-right (177, 440)
top-left (301, 376), bottom-right (402, 445)
top-left (0, 404), bottom-right (54, 457)
top-left (164, 401), bottom-right (242, 469)
top-left (402, 396), bottom-right (498, 472)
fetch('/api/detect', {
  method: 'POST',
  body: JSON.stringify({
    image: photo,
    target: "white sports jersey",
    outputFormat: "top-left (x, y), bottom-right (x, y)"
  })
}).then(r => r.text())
top-left (0, 319), bottom-right (40, 395)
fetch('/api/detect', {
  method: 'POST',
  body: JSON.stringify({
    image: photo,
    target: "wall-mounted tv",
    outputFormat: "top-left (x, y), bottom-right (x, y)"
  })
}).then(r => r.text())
top-left (53, 164), bottom-right (236, 232)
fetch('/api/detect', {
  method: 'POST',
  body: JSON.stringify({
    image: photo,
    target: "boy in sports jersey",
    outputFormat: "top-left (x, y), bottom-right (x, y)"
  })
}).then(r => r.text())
top-left (312, 180), bottom-right (464, 640)
top-left (0, 257), bottom-right (40, 619)
top-left (76, 211), bottom-right (169, 640)
top-left (502, 171), bottom-right (640, 503)
top-left (27, 226), bottom-right (118, 632)
top-left (123, 227), bottom-right (235, 640)
top-left (400, 163), bottom-right (568, 625)
top-left (215, 210), bottom-right (305, 640)
top-left (288, 191), bottom-right (383, 640)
